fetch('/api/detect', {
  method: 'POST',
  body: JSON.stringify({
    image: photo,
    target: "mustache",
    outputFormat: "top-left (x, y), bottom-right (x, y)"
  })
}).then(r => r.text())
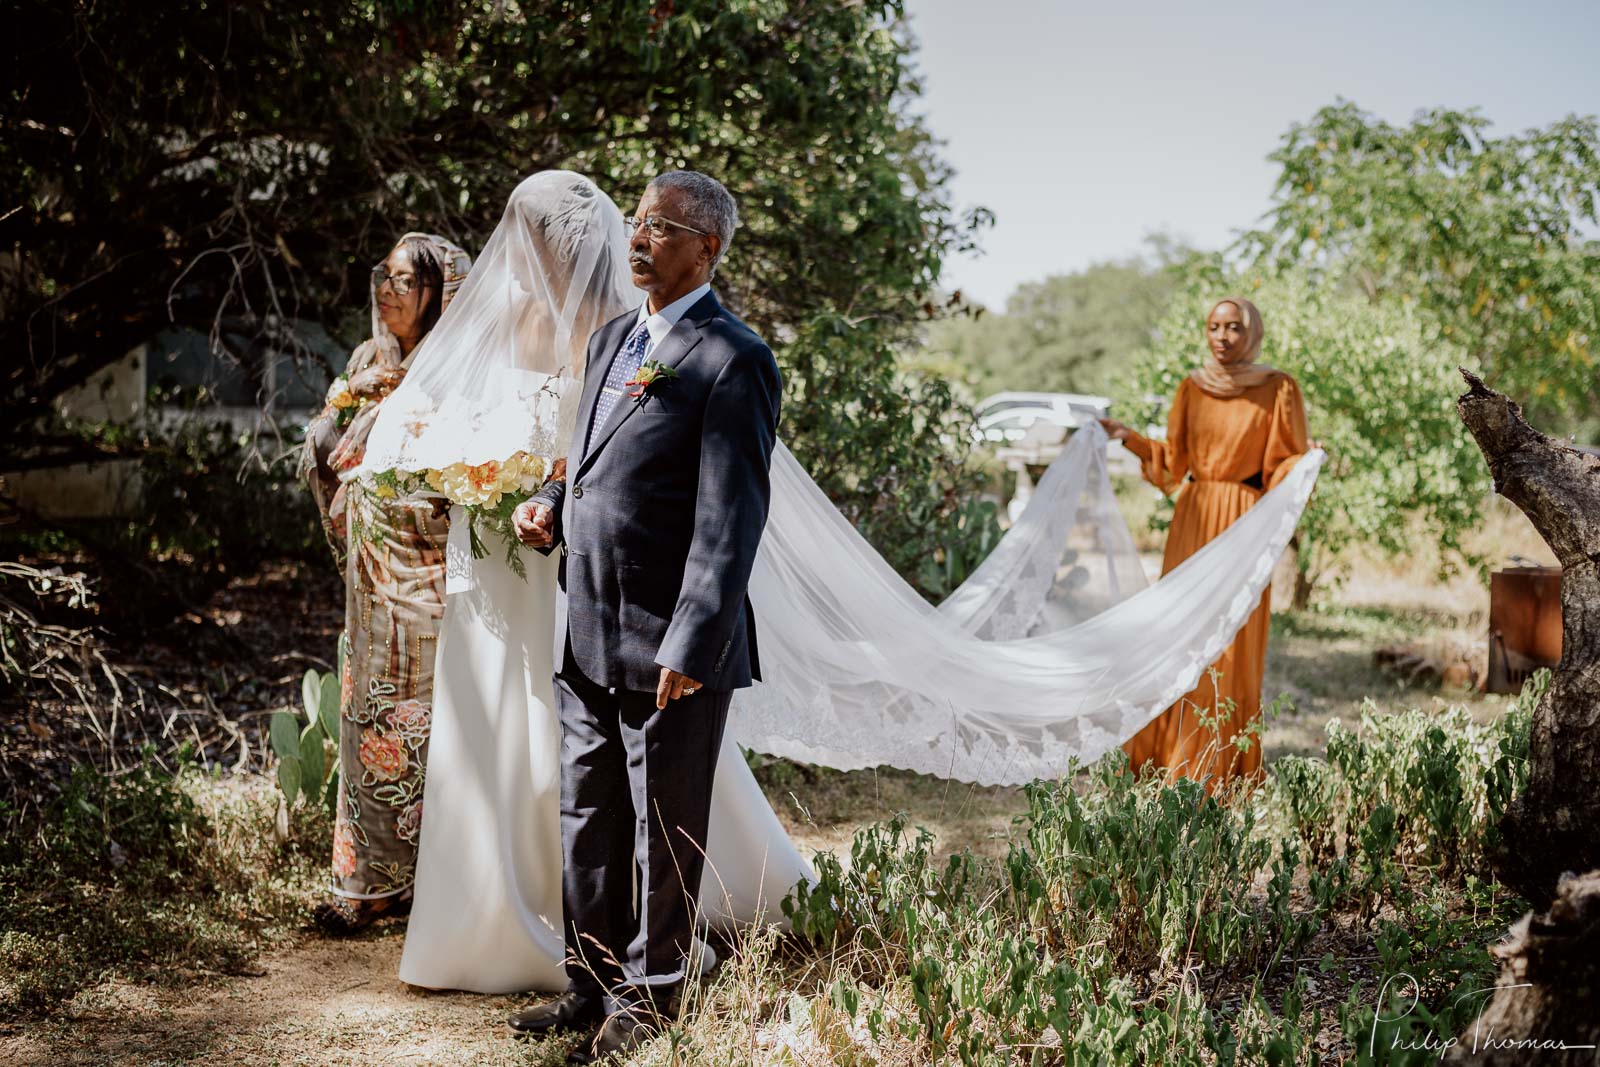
top-left (629, 251), bottom-right (654, 269)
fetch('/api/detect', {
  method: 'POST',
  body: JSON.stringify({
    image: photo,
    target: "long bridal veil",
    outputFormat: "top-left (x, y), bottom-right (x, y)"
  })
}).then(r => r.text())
top-left (358, 169), bottom-right (1322, 992)
top-left (365, 174), bottom-right (812, 993)
top-left (356, 168), bottom-right (1326, 791)
top-left (357, 170), bottom-right (637, 481)
top-left (739, 432), bottom-right (1322, 785)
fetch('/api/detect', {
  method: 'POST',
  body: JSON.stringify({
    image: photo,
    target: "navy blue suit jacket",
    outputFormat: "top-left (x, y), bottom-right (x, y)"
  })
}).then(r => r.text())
top-left (531, 291), bottom-right (781, 692)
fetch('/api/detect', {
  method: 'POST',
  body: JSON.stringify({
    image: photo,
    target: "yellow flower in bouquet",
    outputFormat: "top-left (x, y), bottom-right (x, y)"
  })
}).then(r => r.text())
top-left (326, 377), bottom-right (358, 411)
top-left (322, 375), bottom-right (366, 429)
top-left (423, 451), bottom-right (546, 509)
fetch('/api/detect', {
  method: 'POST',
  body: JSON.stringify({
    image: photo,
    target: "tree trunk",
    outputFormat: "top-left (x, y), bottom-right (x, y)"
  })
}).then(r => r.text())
top-left (1445, 870), bottom-right (1600, 1065)
top-left (1455, 370), bottom-right (1600, 907)
top-left (1289, 532), bottom-right (1316, 610)
top-left (1292, 568), bottom-right (1315, 612)
top-left (1447, 371), bottom-right (1600, 1060)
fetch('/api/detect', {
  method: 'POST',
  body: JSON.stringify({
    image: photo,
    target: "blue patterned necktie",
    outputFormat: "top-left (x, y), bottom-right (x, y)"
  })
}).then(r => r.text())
top-left (586, 318), bottom-right (652, 452)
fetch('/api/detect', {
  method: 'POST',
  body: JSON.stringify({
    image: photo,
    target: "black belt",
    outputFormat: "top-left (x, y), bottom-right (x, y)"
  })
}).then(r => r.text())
top-left (1188, 472), bottom-right (1265, 490)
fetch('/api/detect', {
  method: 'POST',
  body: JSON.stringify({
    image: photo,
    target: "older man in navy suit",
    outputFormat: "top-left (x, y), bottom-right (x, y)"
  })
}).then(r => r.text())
top-left (505, 170), bottom-right (780, 1061)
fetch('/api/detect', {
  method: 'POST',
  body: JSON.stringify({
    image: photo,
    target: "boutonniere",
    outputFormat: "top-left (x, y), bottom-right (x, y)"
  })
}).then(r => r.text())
top-left (626, 359), bottom-right (680, 400)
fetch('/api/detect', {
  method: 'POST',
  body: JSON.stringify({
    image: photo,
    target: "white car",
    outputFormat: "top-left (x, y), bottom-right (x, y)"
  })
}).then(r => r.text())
top-left (974, 391), bottom-right (1112, 446)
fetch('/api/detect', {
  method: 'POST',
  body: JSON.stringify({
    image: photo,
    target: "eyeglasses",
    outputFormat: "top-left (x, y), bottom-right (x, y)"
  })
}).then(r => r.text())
top-left (623, 214), bottom-right (709, 240)
top-left (371, 265), bottom-right (422, 296)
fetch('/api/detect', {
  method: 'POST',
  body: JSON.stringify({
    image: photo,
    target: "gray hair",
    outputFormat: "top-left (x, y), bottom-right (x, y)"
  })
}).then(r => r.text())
top-left (647, 170), bottom-right (739, 273)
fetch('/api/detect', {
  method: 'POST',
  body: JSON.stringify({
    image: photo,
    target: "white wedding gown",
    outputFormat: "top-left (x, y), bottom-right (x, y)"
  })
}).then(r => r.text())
top-left (398, 539), bottom-right (814, 993)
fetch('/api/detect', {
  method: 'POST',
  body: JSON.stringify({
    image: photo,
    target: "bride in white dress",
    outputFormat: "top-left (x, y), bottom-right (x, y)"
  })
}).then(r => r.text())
top-left (397, 512), bottom-right (803, 992)
top-left (354, 172), bottom-right (812, 993)
top-left (354, 170), bottom-right (1327, 994)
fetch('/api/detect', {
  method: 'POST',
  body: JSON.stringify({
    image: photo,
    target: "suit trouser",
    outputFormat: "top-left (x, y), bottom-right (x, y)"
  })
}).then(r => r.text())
top-left (553, 660), bottom-right (732, 1002)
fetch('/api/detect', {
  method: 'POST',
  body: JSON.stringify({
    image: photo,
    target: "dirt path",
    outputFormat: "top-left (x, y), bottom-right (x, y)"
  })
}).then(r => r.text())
top-left (0, 781), bottom-right (1021, 1067)
top-left (0, 928), bottom-right (570, 1067)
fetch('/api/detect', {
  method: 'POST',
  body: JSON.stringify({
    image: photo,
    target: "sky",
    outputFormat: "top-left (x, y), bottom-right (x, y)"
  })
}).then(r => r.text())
top-left (906, 0), bottom-right (1600, 309)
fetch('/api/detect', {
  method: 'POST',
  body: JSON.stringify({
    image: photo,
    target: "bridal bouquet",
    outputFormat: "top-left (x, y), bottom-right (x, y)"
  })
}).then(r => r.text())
top-left (353, 366), bottom-right (568, 579)
top-left (368, 450), bottom-right (549, 577)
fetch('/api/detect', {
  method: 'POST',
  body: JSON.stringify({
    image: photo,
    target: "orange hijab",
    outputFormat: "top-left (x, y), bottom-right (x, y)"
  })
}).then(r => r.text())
top-left (1189, 296), bottom-right (1278, 398)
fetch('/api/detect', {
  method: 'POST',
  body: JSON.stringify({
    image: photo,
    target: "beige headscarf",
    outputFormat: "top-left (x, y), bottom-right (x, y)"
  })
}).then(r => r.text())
top-left (320, 233), bottom-right (474, 479)
top-left (1188, 295), bottom-right (1278, 398)
top-left (375, 232), bottom-right (474, 369)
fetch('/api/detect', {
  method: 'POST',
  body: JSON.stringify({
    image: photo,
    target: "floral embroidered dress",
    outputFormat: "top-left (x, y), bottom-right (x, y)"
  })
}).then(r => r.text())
top-left (299, 233), bottom-right (470, 901)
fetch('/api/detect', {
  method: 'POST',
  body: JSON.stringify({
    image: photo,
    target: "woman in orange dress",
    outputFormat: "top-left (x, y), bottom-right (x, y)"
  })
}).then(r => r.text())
top-left (1099, 296), bottom-right (1309, 788)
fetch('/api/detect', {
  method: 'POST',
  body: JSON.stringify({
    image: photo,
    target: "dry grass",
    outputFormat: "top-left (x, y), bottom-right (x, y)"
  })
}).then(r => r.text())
top-left (1263, 496), bottom-right (1551, 761)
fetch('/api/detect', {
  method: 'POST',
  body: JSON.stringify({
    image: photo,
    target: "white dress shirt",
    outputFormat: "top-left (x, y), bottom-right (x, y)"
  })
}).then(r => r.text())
top-left (634, 281), bottom-right (712, 355)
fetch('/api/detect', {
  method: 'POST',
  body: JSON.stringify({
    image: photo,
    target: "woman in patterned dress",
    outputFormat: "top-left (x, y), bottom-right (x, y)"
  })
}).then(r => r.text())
top-left (299, 232), bottom-right (472, 931)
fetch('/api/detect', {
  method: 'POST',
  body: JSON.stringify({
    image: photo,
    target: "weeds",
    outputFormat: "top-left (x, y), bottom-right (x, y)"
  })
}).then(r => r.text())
top-left (1, 678), bottom-right (1543, 1065)
top-left (0, 748), bottom-right (328, 1019)
top-left (754, 679), bottom-right (1539, 1065)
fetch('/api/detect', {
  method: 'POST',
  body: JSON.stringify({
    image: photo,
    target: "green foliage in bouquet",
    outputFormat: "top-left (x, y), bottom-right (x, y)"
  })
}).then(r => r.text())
top-left (463, 491), bottom-right (533, 581)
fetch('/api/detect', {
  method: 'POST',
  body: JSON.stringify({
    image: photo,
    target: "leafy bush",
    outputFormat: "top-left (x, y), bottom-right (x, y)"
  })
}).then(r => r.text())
top-left (1010, 758), bottom-right (1311, 978)
top-left (1244, 102), bottom-right (1600, 431)
top-left (780, 681), bottom-right (1540, 1065)
top-left (1265, 678), bottom-right (1536, 910)
top-left (1118, 103), bottom-right (1600, 600)
top-left (1124, 267), bottom-right (1491, 602)
top-left (9, 0), bottom-right (997, 594)
top-left (5, 414), bottom-right (322, 629)
top-left (132, 416), bottom-right (323, 571)
top-left (785, 763), bottom-right (1327, 1063)
top-left (782, 312), bottom-right (1003, 599)
top-left (0, 749), bottom-right (328, 1019)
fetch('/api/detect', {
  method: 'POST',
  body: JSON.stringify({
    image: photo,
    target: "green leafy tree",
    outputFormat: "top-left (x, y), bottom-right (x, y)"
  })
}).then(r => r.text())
top-left (1122, 102), bottom-right (1598, 603)
top-left (925, 246), bottom-right (1179, 397)
top-left (4, 0), bottom-right (993, 593)
top-left (1243, 101), bottom-right (1600, 432)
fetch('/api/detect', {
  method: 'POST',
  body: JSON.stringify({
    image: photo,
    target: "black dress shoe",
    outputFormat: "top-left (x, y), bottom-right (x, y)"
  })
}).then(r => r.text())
top-left (506, 990), bottom-right (604, 1039)
top-left (576, 999), bottom-right (670, 1061)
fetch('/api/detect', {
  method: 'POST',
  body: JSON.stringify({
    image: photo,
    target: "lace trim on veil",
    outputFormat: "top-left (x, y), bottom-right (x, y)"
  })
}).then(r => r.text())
top-left (730, 435), bottom-right (1323, 786)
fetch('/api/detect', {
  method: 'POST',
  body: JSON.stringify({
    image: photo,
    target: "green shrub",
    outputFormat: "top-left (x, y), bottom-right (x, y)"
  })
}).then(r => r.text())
top-left (4, 414), bottom-right (322, 631)
top-left (1266, 676), bottom-right (1536, 918)
top-left (132, 415), bottom-right (323, 569)
top-left (0, 749), bottom-right (328, 1019)
top-left (1011, 757), bottom-right (1309, 979)
top-left (783, 684), bottom-right (1537, 1065)
top-left (787, 759), bottom-right (1328, 1064)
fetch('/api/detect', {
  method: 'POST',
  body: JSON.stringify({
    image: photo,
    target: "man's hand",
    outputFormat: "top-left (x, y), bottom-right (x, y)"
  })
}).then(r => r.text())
top-left (656, 667), bottom-right (705, 710)
top-left (512, 500), bottom-right (555, 548)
